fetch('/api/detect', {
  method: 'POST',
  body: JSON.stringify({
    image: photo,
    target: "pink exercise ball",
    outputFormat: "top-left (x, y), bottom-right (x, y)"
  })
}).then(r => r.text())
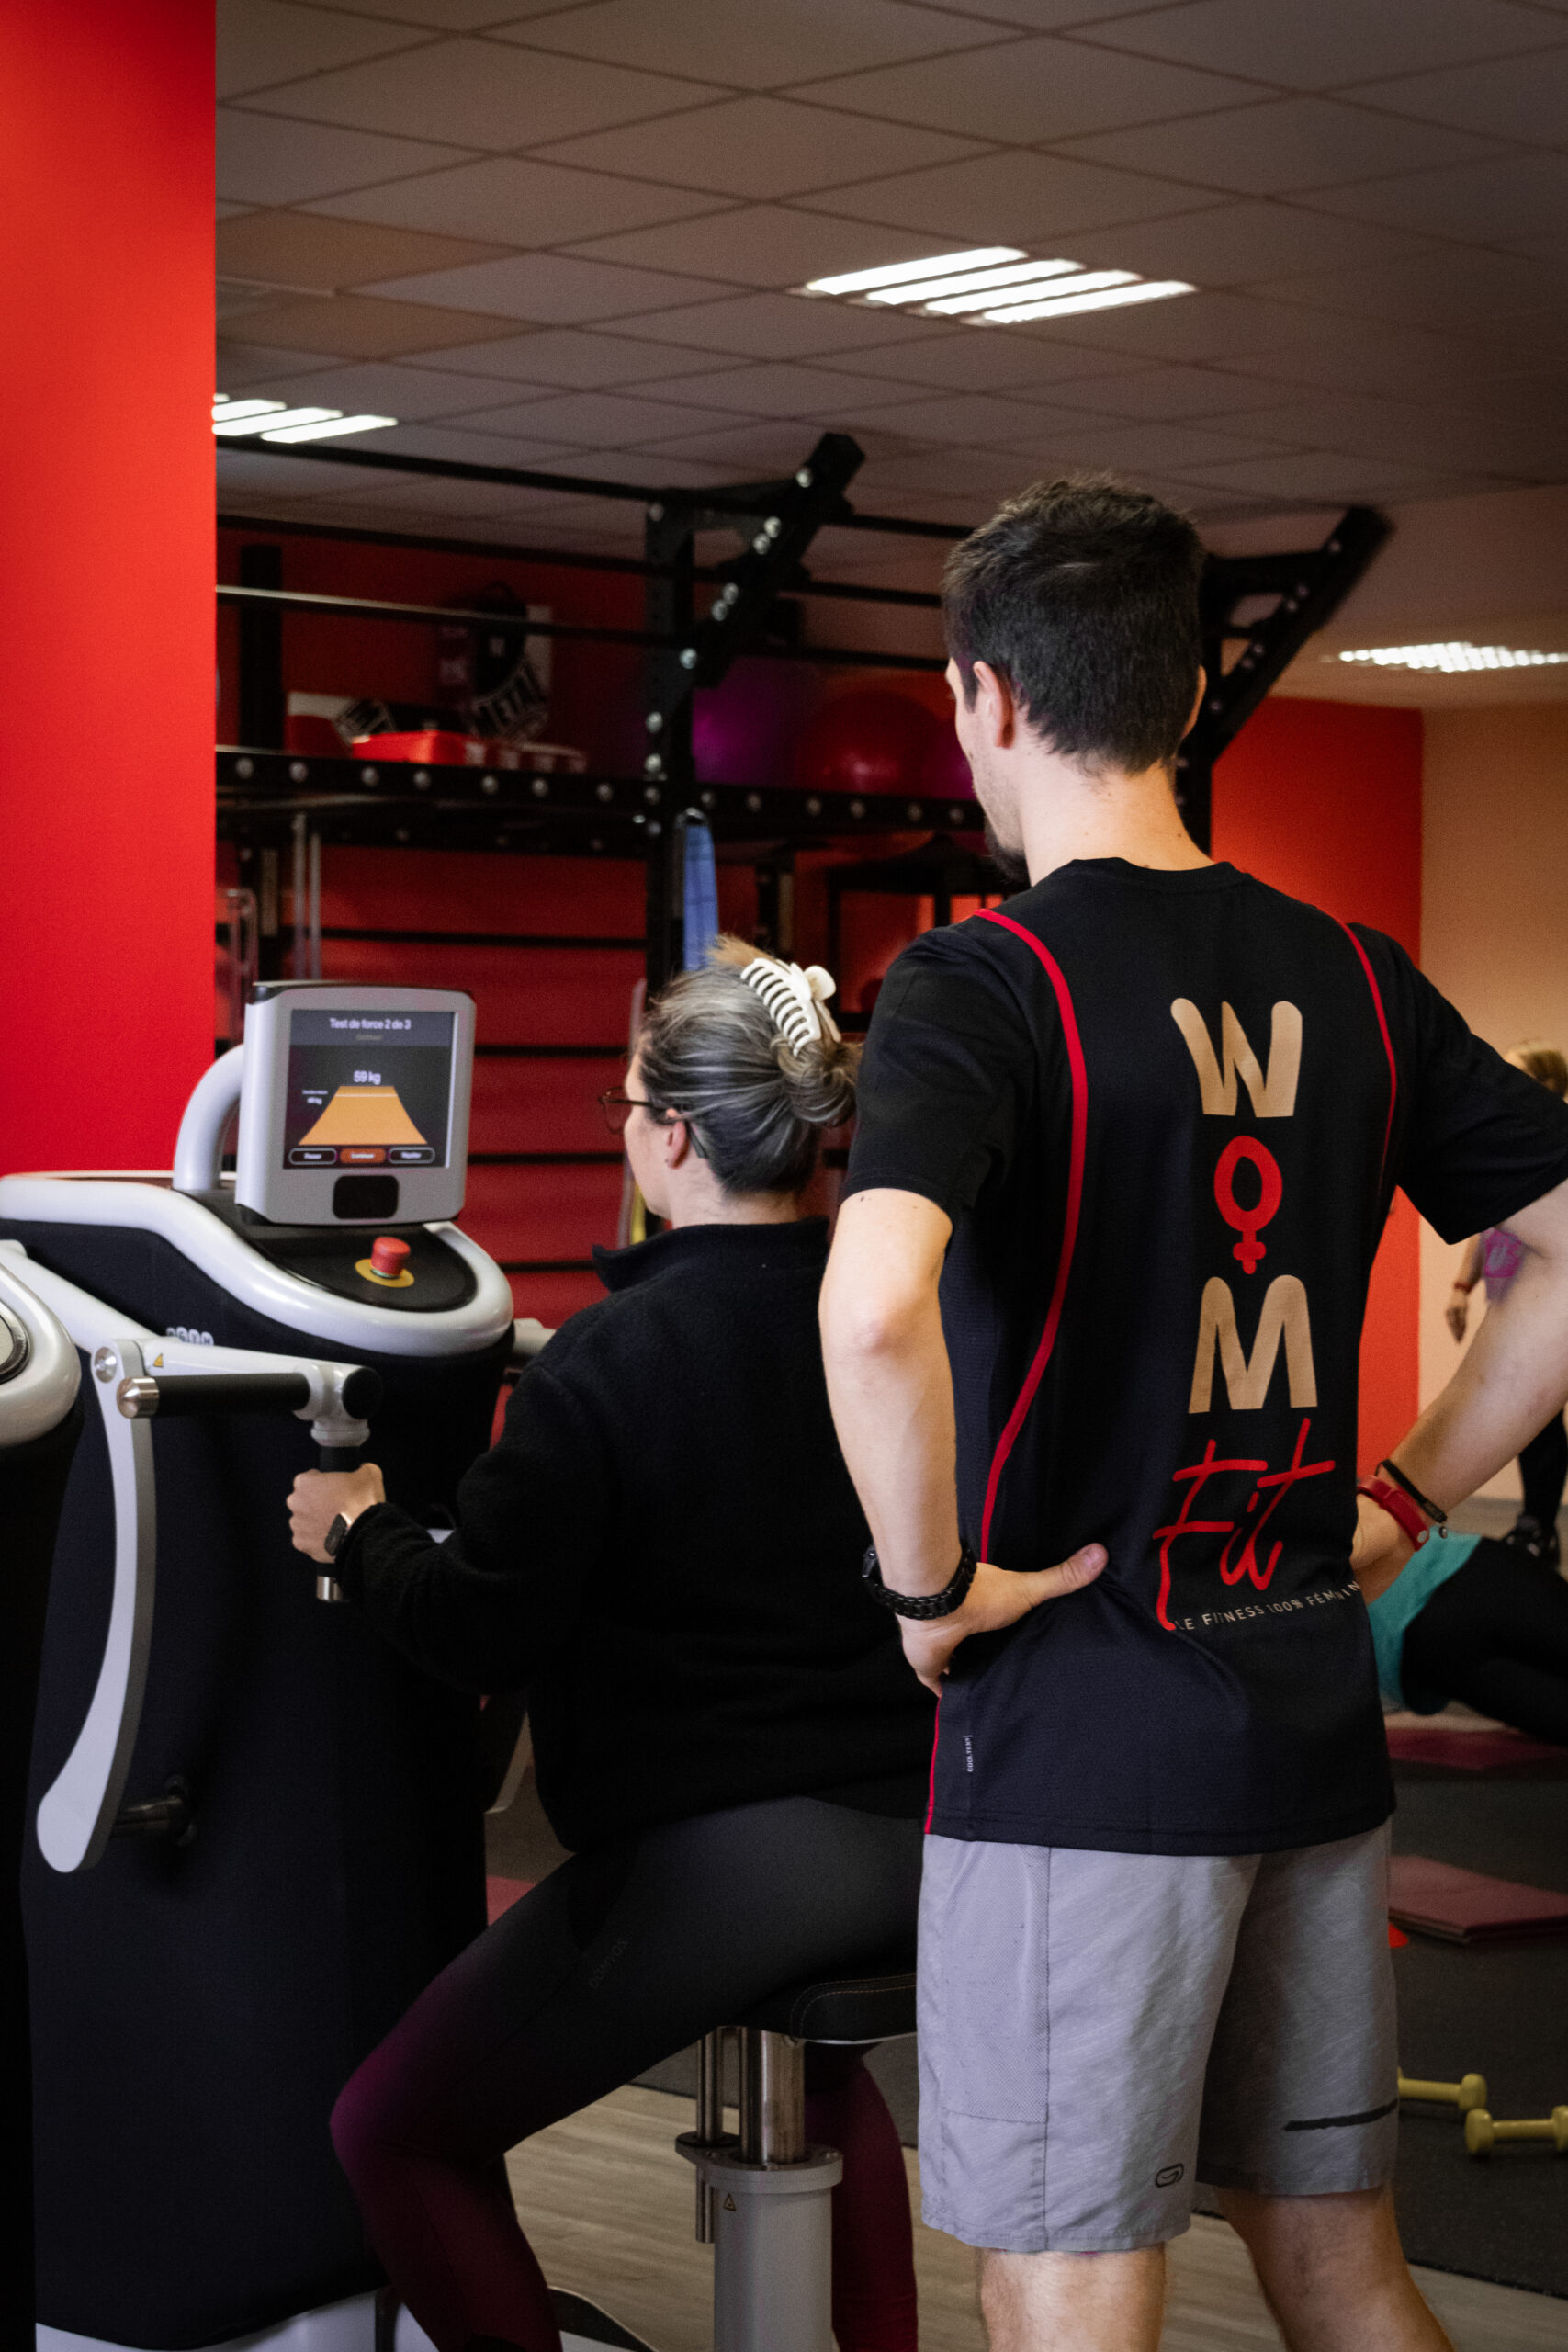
top-left (921, 718), bottom-right (975, 799)
top-left (795, 689), bottom-right (939, 797)
top-left (694, 658), bottom-right (818, 789)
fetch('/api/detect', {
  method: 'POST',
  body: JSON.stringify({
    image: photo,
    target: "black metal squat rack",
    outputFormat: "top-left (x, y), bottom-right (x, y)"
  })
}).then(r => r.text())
top-left (218, 429), bottom-right (1390, 997)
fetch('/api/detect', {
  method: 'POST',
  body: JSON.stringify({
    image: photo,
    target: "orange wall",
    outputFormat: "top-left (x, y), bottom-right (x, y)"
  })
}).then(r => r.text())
top-left (1212, 697), bottom-right (1425, 1472)
top-left (0, 3), bottom-right (214, 1173)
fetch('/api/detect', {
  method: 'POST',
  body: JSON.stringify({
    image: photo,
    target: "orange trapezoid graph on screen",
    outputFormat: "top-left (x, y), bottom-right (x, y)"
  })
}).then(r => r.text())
top-left (299, 1085), bottom-right (429, 1148)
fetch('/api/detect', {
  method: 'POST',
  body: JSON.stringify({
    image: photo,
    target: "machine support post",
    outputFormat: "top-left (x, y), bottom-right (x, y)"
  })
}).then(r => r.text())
top-left (1177, 503), bottom-right (1391, 854)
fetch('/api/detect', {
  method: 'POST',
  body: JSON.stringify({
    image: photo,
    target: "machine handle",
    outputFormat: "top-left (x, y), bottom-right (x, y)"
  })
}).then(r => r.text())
top-left (118, 1370), bottom-right (312, 1418)
top-left (4, 1250), bottom-right (383, 1868)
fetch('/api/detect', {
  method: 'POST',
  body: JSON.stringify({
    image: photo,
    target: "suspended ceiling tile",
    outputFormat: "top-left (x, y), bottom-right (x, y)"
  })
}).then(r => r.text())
top-left (1221, 396), bottom-right (1568, 479)
top-left (627, 419), bottom-right (860, 470)
top-left (614, 359), bottom-right (931, 416)
top-left (528, 96), bottom-right (982, 198)
top-left (1054, 95), bottom-right (1505, 198)
top-left (1062, 199), bottom-right (1436, 286)
top-left (560, 205), bottom-right (980, 289)
top-left (798, 34), bottom-right (1262, 144)
top-left (216, 357), bottom-right (530, 416)
top-left (1025, 287), bottom-right (1358, 363)
top-left (1174, 449), bottom-right (1471, 501)
top-left (218, 292), bottom-right (528, 355)
top-left (217, 201), bottom-right (254, 220)
top-left (794, 150), bottom-right (1218, 243)
top-left (1307, 151), bottom-right (1568, 244)
top-left (241, 39), bottom-right (716, 150)
top-left (1041, 364), bottom-right (1301, 420)
top-left (401, 325), bottom-right (738, 382)
top-left (217, 0), bottom-right (429, 99)
top-left (1088, 0), bottom-right (1563, 90)
top-left (823, 330), bottom-right (1156, 390)
top-left (1233, 328), bottom-right (1555, 398)
top-left (217, 340), bottom-right (344, 384)
top-left (215, 447), bottom-right (397, 495)
top-left (1251, 248), bottom-right (1568, 331)
top-left (611, 289), bottom-right (968, 358)
top-left (438, 388), bottom-right (762, 444)
top-left (997, 417), bottom-right (1301, 471)
top-left (310, 156), bottom-right (728, 245)
top-left (853, 387), bottom-right (1126, 442)
top-left (217, 210), bottom-right (511, 288)
top-left (503, 0), bottom-right (984, 86)
top-left (1354, 45), bottom-right (1568, 147)
top-left (303, 0), bottom-right (569, 27)
top-left (218, 108), bottom-right (472, 204)
top-left (367, 253), bottom-right (745, 322)
top-left (335, 421), bottom-right (586, 462)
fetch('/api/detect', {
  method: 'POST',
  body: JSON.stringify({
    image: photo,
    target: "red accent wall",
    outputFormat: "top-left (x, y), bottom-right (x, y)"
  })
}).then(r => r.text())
top-left (1211, 697), bottom-right (1425, 1473)
top-left (0, 3), bottom-right (214, 1174)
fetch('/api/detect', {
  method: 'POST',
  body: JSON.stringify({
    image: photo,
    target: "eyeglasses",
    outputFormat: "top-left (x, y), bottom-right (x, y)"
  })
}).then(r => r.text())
top-left (597, 1088), bottom-right (660, 1136)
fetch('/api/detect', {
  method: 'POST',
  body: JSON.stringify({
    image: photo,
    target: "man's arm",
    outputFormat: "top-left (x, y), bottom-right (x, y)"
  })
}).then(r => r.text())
top-left (821, 1187), bottom-right (1104, 1691)
top-left (1356, 1171), bottom-right (1568, 1596)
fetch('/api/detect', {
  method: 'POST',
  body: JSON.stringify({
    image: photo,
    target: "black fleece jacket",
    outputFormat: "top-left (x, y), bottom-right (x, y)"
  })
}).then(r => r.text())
top-left (337, 1218), bottom-right (934, 1852)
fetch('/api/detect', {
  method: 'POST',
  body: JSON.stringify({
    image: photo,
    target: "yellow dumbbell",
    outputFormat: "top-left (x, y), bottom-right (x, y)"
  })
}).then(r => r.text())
top-left (1398, 2070), bottom-right (1488, 2115)
top-left (1464, 2106), bottom-right (1568, 2157)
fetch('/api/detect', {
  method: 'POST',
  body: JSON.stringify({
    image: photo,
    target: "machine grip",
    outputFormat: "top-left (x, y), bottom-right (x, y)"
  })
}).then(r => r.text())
top-left (315, 1440), bottom-right (368, 1599)
top-left (118, 1371), bottom-right (312, 1419)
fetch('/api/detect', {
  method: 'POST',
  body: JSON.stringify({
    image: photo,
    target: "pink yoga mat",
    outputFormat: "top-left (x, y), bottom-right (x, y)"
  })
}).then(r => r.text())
top-left (1385, 1724), bottom-right (1566, 1770)
top-left (1388, 1854), bottom-right (1568, 1943)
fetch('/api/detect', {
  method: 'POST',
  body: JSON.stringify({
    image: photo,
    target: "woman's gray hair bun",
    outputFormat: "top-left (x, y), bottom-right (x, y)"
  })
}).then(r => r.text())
top-left (636, 936), bottom-right (859, 1198)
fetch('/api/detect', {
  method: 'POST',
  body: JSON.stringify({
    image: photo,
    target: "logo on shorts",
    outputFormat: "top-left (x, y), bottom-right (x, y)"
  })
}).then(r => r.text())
top-left (1155, 2164), bottom-right (1184, 2188)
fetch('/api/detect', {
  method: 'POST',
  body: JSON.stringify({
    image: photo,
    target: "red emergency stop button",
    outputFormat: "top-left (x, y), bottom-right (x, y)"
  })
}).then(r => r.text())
top-left (370, 1236), bottom-right (411, 1281)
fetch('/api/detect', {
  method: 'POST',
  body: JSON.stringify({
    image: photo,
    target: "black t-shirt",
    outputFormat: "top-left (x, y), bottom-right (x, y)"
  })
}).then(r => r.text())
top-left (846, 859), bottom-right (1568, 1856)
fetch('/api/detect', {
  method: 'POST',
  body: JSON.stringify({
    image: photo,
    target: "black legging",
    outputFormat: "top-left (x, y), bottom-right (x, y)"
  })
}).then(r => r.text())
top-left (331, 1796), bottom-right (924, 2352)
top-left (1518, 1411), bottom-right (1568, 1531)
top-left (1402, 1540), bottom-right (1568, 1743)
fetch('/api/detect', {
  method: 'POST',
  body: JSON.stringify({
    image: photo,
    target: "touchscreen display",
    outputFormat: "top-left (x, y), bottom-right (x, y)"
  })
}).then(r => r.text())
top-left (282, 1008), bottom-right (455, 1172)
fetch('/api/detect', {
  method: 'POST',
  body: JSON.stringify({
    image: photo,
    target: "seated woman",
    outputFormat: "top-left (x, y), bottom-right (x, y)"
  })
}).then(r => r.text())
top-left (288, 940), bottom-right (933, 2352)
top-left (1369, 1527), bottom-right (1568, 1747)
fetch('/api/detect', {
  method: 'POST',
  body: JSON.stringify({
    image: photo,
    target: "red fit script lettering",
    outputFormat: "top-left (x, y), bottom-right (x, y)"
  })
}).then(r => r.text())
top-left (1153, 1419), bottom-right (1335, 1630)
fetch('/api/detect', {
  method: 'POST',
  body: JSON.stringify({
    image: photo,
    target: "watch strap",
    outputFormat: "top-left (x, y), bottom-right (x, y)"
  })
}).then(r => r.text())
top-left (863, 1541), bottom-right (977, 1621)
top-left (1356, 1476), bottom-right (1430, 1551)
top-left (323, 1511), bottom-right (352, 1560)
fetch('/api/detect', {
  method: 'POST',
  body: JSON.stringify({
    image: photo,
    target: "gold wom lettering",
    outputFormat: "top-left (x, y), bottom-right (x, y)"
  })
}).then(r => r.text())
top-left (1171, 999), bottom-right (1302, 1117)
top-left (1190, 1276), bottom-right (1317, 1413)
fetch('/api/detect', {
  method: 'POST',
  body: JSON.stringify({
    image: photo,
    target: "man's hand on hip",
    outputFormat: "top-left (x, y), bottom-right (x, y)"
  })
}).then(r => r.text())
top-left (900, 1545), bottom-right (1107, 1693)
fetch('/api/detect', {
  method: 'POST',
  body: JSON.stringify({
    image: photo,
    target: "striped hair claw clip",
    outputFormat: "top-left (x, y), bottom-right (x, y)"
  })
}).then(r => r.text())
top-left (739, 956), bottom-right (841, 1054)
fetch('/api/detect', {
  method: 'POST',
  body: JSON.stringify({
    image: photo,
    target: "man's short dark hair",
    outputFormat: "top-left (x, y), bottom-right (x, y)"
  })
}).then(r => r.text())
top-left (942, 475), bottom-right (1204, 775)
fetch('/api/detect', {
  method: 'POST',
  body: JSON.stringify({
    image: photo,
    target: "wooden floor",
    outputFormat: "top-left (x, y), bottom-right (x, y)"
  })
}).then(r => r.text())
top-left (507, 2085), bottom-right (1564, 2351)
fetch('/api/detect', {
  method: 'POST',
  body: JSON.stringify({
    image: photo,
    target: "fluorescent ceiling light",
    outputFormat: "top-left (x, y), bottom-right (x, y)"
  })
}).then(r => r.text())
top-left (1334, 642), bottom-right (1568, 673)
top-left (931, 267), bottom-right (1132, 317)
top-left (983, 277), bottom-right (1193, 323)
top-left (261, 412), bottom-right (398, 444)
top-left (865, 256), bottom-right (1081, 309)
top-left (213, 394), bottom-right (399, 443)
top-left (211, 397), bottom-right (285, 425)
top-left (804, 246), bottom-right (1022, 298)
top-left (214, 403), bottom-right (338, 437)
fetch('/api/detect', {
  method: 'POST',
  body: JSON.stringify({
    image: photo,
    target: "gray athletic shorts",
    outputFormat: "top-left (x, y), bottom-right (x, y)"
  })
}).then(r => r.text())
top-left (918, 1823), bottom-right (1397, 2253)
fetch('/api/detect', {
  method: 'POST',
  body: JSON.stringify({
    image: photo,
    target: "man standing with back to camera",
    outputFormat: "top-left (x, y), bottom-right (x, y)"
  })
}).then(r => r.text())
top-left (820, 476), bottom-right (1568, 2351)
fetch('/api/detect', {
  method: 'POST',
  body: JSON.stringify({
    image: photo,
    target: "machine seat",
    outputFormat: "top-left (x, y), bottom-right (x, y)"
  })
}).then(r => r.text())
top-left (735, 1962), bottom-right (917, 2044)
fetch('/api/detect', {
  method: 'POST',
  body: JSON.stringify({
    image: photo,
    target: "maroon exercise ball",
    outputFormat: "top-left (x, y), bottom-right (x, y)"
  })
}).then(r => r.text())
top-left (921, 718), bottom-right (975, 799)
top-left (795, 689), bottom-right (939, 797)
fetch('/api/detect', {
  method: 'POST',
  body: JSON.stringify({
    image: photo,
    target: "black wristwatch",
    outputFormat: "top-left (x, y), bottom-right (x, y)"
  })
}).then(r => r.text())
top-left (323, 1511), bottom-right (353, 1560)
top-left (863, 1540), bottom-right (977, 1620)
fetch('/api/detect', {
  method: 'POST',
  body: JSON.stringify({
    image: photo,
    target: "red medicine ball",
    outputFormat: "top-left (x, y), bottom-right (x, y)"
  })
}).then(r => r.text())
top-left (795, 689), bottom-right (939, 797)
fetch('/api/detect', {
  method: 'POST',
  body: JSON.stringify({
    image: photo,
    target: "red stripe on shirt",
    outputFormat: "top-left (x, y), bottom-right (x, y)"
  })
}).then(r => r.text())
top-left (973, 910), bottom-right (1089, 1559)
top-left (1336, 920), bottom-right (1398, 1183)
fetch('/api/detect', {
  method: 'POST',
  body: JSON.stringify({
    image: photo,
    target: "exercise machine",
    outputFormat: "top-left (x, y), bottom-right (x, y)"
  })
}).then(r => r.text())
top-left (0, 984), bottom-right (515, 2352)
top-left (0, 1260), bottom-right (83, 2347)
top-left (552, 1964), bottom-right (919, 2352)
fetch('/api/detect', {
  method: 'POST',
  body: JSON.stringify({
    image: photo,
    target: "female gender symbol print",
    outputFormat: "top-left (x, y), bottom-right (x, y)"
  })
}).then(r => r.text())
top-left (1214, 1136), bottom-right (1282, 1274)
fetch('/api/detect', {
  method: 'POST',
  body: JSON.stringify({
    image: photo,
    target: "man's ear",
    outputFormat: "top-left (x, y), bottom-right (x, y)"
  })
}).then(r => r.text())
top-left (1183, 666), bottom-right (1207, 740)
top-left (969, 659), bottom-right (1017, 750)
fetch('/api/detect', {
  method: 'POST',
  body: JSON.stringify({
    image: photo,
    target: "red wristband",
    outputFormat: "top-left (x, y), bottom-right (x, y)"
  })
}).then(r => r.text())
top-left (1356, 1476), bottom-right (1431, 1551)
